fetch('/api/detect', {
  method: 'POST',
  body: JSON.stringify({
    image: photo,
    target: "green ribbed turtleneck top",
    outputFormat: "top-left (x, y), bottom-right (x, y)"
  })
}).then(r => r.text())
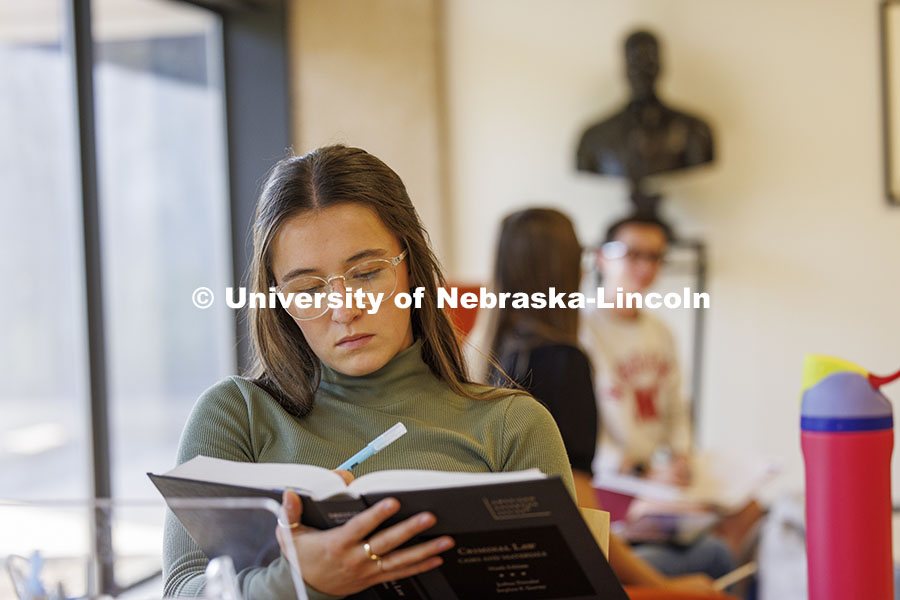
top-left (162, 339), bottom-right (576, 599)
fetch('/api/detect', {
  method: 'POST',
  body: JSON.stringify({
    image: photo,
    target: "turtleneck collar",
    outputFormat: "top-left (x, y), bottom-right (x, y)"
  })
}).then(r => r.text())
top-left (318, 338), bottom-right (432, 406)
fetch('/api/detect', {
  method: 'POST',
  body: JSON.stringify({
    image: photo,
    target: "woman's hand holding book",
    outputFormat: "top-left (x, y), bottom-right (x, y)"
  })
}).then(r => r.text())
top-left (276, 486), bottom-right (455, 596)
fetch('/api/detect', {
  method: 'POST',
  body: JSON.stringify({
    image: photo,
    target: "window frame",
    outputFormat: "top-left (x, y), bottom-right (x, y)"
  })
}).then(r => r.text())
top-left (65, 0), bottom-right (290, 592)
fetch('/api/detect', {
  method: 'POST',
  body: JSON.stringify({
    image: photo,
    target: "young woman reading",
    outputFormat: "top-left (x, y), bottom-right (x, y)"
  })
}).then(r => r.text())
top-left (162, 146), bottom-right (575, 599)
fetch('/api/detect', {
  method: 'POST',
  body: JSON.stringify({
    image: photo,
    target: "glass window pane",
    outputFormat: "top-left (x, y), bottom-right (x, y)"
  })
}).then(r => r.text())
top-left (91, 0), bottom-right (234, 502)
top-left (0, 0), bottom-right (91, 500)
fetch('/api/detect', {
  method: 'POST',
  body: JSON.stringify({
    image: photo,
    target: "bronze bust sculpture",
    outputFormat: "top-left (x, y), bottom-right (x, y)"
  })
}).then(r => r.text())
top-left (576, 30), bottom-right (714, 214)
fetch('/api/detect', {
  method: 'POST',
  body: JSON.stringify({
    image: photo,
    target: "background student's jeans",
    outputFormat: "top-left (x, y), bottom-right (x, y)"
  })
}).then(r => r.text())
top-left (632, 534), bottom-right (735, 579)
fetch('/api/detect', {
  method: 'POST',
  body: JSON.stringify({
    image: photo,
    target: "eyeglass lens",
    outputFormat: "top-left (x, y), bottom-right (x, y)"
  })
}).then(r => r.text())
top-left (280, 258), bottom-right (399, 320)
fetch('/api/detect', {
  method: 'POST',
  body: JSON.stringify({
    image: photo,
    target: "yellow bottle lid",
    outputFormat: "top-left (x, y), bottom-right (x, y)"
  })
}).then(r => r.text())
top-left (802, 354), bottom-right (868, 395)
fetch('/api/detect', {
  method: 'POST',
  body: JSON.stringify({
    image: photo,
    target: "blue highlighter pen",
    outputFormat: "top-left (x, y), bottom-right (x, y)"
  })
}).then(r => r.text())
top-left (337, 422), bottom-right (407, 471)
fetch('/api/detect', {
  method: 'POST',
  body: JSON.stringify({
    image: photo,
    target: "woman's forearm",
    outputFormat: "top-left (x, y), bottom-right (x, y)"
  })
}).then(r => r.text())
top-left (607, 533), bottom-right (668, 587)
top-left (572, 469), bottom-right (598, 509)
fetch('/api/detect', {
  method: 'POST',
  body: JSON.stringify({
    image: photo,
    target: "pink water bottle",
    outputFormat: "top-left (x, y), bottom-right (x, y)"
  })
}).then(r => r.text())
top-left (801, 369), bottom-right (894, 599)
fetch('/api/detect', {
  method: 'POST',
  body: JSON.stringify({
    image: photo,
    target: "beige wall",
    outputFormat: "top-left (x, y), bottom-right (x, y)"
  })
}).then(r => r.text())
top-left (288, 0), bottom-right (900, 498)
top-left (289, 0), bottom-right (449, 262)
top-left (443, 0), bottom-right (900, 497)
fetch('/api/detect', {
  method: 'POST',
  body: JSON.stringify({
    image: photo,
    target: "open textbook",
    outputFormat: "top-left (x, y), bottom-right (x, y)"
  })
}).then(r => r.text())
top-left (150, 456), bottom-right (628, 600)
top-left (593, 450), bottom-right (782, 512)
top-left (154, 455), bottom-right (547, 500)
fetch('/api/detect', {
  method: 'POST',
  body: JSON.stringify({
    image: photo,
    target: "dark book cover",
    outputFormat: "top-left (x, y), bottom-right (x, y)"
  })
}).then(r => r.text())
top-left (365, 478), bottom-right (627, 600)
top-left (149, 474), bottom-right (369, 568)
top-left (149, 473), bottom-right (627, 600)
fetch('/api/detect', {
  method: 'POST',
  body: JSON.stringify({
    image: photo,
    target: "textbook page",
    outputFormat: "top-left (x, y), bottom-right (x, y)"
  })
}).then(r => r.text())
top-left (164, 456), bottom-right (347, 499)
top-left (163, 456), bottom-right (545, 500)
top-left (348, 468), bottom-right (544, 496)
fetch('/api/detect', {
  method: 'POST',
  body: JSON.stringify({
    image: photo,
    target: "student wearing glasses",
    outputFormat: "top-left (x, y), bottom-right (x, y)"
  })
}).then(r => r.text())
top-left (162, 146), bottom-right (575, 599)
top-left (580, 214), bottom-right (692, 486)
top-left (581, 215), bottom-right (761, 567)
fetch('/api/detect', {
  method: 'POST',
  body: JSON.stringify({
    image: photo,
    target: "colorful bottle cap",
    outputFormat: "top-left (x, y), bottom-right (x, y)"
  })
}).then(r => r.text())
top-left (802, 354), bottom-right (868, 394)
top-left (801, 372), bottom-right (892, 432)
top-left (803, 354), bottom-right (900, 394)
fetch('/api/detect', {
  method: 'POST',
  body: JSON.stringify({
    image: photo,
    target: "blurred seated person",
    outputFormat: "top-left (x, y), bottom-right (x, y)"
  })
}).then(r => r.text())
top-left (581, 214), bottom-right (762, 560)
top-left (474, 208), bottom-right (733, 592)
top-left (580, 214), bottom-right (691, 485)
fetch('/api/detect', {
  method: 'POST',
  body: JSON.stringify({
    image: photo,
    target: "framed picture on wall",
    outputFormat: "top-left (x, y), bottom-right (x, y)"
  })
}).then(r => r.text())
top-left (880, 0), bottom-right (900, 205)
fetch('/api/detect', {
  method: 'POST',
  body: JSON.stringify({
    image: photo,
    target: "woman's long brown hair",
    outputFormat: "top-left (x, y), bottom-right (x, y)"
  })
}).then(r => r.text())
top-left (485, 208), bottom-right (584, 363)
top-left (245, 145), bottom-right (490, 417)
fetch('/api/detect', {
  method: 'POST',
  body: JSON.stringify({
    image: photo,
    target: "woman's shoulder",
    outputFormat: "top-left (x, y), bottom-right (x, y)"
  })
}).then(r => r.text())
top-left (190, 375), bottom-right (285, 418)
top-left (196, 375), bottom-right (265, 403)
top-left (458, 382), bottom-right (554, 423)
top-left (178, 376), bottom-right (290, 464)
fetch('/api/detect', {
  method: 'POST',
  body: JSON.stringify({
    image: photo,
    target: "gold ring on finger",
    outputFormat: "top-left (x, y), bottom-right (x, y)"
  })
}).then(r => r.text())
top-left (277, 518), bottom-right (301, 529)
top-left (363, 541), bottom-right (382, 562)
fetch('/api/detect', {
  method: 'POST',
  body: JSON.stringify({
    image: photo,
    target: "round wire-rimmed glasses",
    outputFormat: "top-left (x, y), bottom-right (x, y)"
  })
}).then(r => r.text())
top-left (277, 249), bottom-right (408, 320)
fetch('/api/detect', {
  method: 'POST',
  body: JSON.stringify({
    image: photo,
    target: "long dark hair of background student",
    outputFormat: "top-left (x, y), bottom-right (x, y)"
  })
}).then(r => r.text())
top-left (487, 208), bottom-right (582, 362)
top-left (484, 208), bottom-right (598, 489)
